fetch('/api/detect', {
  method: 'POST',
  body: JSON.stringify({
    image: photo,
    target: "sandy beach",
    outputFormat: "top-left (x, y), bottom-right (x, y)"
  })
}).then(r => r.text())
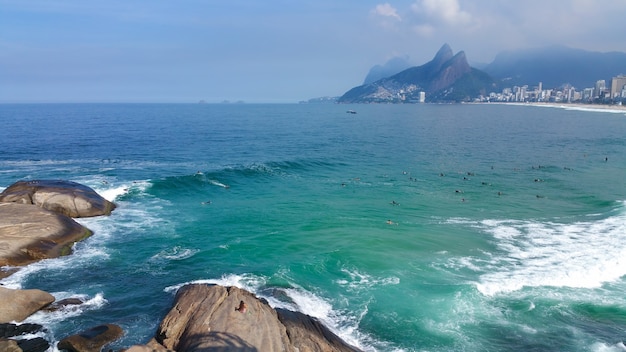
top-left (496, 102), bottom-right (626, 114)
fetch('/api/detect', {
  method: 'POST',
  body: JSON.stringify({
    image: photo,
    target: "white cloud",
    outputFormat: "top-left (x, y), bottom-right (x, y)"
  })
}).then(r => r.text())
top-left (411, 0), bottom-right (472, 26)
top-left (371, 3), bottom-right (402, 21)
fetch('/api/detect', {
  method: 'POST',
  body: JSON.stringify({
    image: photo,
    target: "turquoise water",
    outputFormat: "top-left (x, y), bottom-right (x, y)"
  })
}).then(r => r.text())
top-left (1, 103), bottom-right (626, 351)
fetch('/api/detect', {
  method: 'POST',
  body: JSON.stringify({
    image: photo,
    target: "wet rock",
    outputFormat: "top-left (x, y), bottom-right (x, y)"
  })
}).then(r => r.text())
top-left (41, 297), bottom-right (85, 312)
top-left (0, 287), bottom-right (55, 323)
top-left (57, 324), bottom-right (123, 352)
top-left (16, 337), bottom-right (49, 352)
top-left (0, 180), bottom-right (115, 218)
top-left (0, 323), bottom-right (45, 338)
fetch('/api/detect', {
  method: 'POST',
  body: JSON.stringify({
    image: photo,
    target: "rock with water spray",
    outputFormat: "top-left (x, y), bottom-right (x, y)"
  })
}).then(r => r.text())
top-left (152, 284), bottom-right (361, 352)
top-left (0, 287), bottom-right (55, 323)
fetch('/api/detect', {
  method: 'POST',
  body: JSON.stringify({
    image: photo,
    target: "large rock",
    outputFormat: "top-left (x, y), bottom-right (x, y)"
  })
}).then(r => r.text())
top-left (0, 202), bottom-right (92, 270)
top-left (155, 284), bottom-right (361, 352)
top-left (0, 180), bottom-right (115, 218)
top-left (0, 287), bottom-right (55, 323)
top-left (0, 323), bottom-right (45, 338)
top-left (0, 323), bottom-right (50, 352)
top-left (57, 324), bottom-right (124, 352)
top-left (276, 308), bottom-right (360, 352)
top-left (124, 338), bottom-right (172, 352)
top-left (0, 339), bottom-right (22, 352)
top-left (16, 337), bottom-right (50, 352)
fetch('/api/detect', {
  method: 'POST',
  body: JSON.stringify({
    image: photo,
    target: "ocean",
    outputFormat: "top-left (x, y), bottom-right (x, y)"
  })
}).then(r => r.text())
top-left (1, 103), bottom-right (625, 351)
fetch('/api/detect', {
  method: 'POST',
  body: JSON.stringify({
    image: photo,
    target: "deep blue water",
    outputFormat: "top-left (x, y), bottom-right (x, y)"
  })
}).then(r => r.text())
top-left (1, 103), bottom-right (626, 351)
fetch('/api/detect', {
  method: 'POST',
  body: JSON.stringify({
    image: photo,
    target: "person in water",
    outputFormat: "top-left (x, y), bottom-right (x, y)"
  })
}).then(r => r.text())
top-left (235, 300), bottom-right (247, 314)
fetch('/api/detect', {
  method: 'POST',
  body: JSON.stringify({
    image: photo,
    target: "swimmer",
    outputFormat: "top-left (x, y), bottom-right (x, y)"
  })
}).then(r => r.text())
top-left (201, 200), bottom-right (211, 205)
top-left (390, 200), bottom-right (399, 206)
top-left (235, 300), bottom-right (247, 314)
top-left (386, 219), bottom-right (396, 225)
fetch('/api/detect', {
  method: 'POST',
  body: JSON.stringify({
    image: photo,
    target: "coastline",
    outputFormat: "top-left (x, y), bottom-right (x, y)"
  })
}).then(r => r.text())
top-left (486, 101), bottom-right (626, 114)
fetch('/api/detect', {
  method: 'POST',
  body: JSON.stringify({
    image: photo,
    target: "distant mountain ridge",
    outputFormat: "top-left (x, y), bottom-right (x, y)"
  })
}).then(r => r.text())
top-left (483, 45), bottom-right (626, 89)
top-left (363, 56), bottom-right (412, 85)
top-left (338, 44), bottom-right (495, 103)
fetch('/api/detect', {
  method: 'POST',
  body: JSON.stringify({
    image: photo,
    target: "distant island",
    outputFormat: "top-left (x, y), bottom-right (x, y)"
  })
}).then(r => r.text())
top-left (335, 44), bottom-right (626, 105)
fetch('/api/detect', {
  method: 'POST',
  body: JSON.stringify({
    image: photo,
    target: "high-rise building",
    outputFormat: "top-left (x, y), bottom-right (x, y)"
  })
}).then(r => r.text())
top-left (610, 75), bottom-right (626, 98)
top-left (595, 80), bottom-right (606, 98)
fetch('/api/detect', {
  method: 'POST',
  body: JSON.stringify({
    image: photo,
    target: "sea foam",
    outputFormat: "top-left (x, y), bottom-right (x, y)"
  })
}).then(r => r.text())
top-left (474, 202), bottom-right (626, 296)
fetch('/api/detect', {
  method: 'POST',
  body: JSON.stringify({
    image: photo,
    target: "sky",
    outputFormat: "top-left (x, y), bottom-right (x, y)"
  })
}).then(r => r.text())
top-left (2, 0), bottom-right (625, 103)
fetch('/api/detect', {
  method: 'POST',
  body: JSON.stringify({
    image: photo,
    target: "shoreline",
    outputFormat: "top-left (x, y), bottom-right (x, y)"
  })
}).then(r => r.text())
top-left (485, 101), bottom-right (626, 113)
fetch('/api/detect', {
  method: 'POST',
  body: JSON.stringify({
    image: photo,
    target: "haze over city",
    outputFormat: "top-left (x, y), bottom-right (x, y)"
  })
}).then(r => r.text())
top-left (2, 0), bottom-right (625, 103)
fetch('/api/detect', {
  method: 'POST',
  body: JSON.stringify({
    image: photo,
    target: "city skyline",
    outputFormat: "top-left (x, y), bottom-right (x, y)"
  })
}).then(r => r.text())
top-left (484, 74), bottom-right (626, 104)
top-left (2, 0), bottom-right (626, 103)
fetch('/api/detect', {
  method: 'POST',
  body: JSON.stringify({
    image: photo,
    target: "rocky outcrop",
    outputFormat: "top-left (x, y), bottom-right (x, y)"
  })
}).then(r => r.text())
top-left (0, 322), bottom-right (50, 352)
top-left (152, 284), bottom-right (361, 352)
top-left (57, 324), bottom-right (124, 352)
top-left (0, 323), bottom-right (45, 338)
top-left (0, 202), bottom-right (92, 271)
top-left (125, 339), bottom-right (172, 352)
top-left (0, 287), bottom-right (55, 323)
top-left (0, 180), bottom-right (115, 218)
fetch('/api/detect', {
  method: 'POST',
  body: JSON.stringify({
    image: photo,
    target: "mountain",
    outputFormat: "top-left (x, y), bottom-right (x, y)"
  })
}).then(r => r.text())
top-left (363, 56), bottom-right (412, 85)
top-left (338, 44), bottom-right (496, 103)
top-left (484, 45), bottom-right (626, 89)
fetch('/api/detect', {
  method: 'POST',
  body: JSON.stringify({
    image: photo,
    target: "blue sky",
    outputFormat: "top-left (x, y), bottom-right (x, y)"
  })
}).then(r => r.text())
top-left (2, 0), bottom-right (625, 103)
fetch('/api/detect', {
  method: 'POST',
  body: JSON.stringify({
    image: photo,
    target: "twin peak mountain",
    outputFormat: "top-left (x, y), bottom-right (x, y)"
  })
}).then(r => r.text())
top-left (338, 44), bottom-right (495, 103)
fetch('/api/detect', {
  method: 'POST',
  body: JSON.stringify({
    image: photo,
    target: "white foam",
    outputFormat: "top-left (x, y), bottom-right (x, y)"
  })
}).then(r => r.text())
top-left (164, 273), bottom-right (266, 294)
top-left (335, 268), bottom-right (400, 291)
top-left (473, 203), bottom-right (626, 296)
top-left (591, 341), bottom-right (626, 352)
top-left (90, 180), bottom-right (152, 202)
top-left (24, 292), bottom-right (107, 325)
top-left (0, 243), bottom-right (109, 290)
top-left (151, 246), bottom-right (199, 261)
top-left (209, 179), bottom-right (230, 188)
top-left (99, 185), bottom-right (130, 202)
top-left (512, 102), bottom-right (626, 115)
